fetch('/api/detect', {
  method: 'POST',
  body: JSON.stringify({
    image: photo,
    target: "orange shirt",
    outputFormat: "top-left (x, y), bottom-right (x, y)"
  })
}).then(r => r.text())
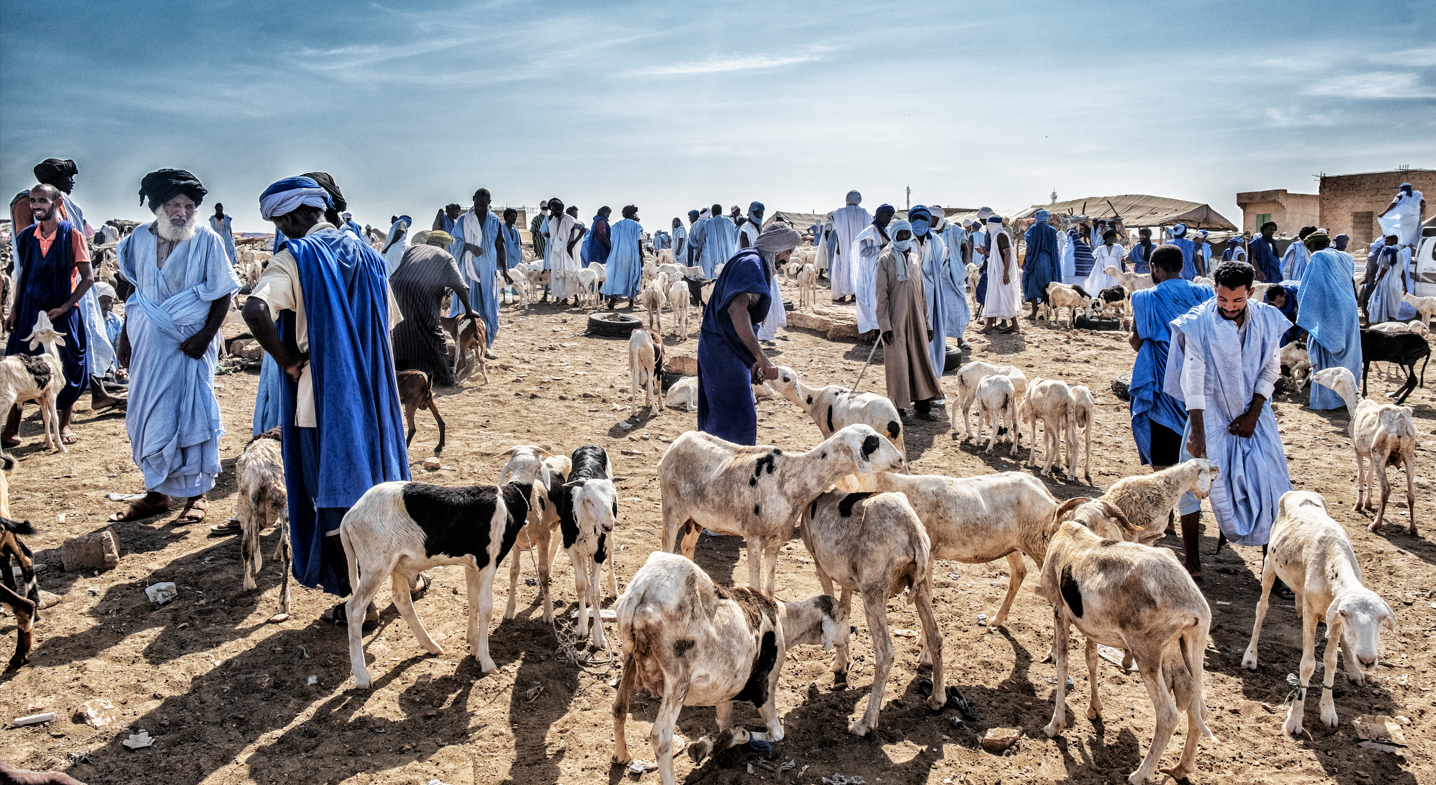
top-left (33, 223), bottom-right (89, 266)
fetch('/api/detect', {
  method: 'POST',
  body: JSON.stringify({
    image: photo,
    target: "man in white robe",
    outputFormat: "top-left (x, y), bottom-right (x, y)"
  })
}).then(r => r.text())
top-left (979, 216), bottom-right (1022, 333)
top-left (544, 197), bottom-right (585, 303)
top-left (1379, 182), bottom-right (1426, 249)
top-left (381, 214), bottom-right (411, 276)
top-left (738, 201), bottom-right (764, 248)
top-left (853, 204), bottom-right (895, 336)
top-left (829, 190), bottom-right (868, 301)
top-left (670, 217), bottom-right (687, 262)
top-left (110, 169), bottom-right (240, 523)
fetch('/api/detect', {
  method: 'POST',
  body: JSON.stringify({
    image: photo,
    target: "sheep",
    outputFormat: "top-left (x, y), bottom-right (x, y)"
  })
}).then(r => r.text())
top-left (975, 374), bottom-right (1020, 456)
top-left (441, 314), bottom-right (489, 384)
top-left (611, 552), bottom-right (839, 785)
top-left (590, 262), bottom-right (607, 287)
top-left (554, 446), bottom-right (619, 648)
top-left (1279, 343), bottom-right (1312, 390)
top-left (0, 312), bottom-right (67, 453)
top-left (1193, 276), bottom-right (1214, 289)
top-left (666, 277), bottom-right (690, 338)
top-left (1038, 518), bottom-right (1214, 785)
top-left (799, 490), bottom-right (949, 735)
top-left (1401, 292), bottom-right (1436, 326)
top-left (1, 514), bottom-right (38, 671)
top-left (952, 360), bottom-right (1027, 442)
top-left (1241, 491), bottom-right (1397, 737)
top-left (1358, 328), bottom-right (1429, 403)
top-left (965, 262), bottom-right (981, 294)
top-left (628, 327), bottom-right (665, 413)
top-left (655, 248), bottom-right (674, 265)
top-left (234, 429), bottom-right (292, 623)
top-left (1312, 366), bottom-right (1418, 534)
top-left (505, 269), bottom-right (530, 312)
top-left (666, 376), bottom-right (771, 412)
top-left (1088, 285), bottom-right (1130, 320)
top-left (1021, 378), bottom-right (1076, 478)
top-left (658, 424), bottom-right (906, 596)
top-left (637, 278), bottom-right (666, 332)
top-left (576, 267), bottom-right (601, 307)
top-left (795, 263), bottom-right (818, 310)
top-left (769, 365), bottom-right (905, 469)
top-left (1096, 460), bottom-right (1220, 545)
top-left (1104, 265), bottom-right (1153, 292)
top-left (1041, 282), bottom-right (1092, 329)
top-left (496, 445), bottom-right (570, 624)
top-left (1070, 384), bottom-right (1095, 483)
top-left (396, 370), bottom-right (446, 456)
top-left (867, 471), bottom-right (1058, 629)
top-left (1366, 319), bottom-right (1430, 336)
top-left (338, 478), bottom-right (536, 686)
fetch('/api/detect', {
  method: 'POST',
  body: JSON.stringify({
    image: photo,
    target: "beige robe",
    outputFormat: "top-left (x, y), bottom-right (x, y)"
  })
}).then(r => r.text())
top-left (876, 246), bottom-right (942, 409)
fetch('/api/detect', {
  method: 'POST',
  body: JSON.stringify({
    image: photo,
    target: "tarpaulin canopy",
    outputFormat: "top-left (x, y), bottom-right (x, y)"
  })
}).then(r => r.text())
top-left (1017, 194), bottom-right (1237, 231)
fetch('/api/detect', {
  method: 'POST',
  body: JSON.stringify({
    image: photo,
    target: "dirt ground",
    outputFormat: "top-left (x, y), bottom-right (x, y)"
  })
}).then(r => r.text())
top-left (3, 276), bottom-right (1435, 785)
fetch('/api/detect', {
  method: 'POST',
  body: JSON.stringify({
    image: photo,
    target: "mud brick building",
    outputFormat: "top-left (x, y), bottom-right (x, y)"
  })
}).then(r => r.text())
top-left (1236, 189), bottom-right (1320, 235)
top-left (1318, 168), bottom-right (1434, 247)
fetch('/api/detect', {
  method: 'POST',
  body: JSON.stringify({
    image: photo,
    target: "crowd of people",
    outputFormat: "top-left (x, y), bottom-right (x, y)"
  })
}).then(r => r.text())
top-left (1, 155), bottom-right (1427, 620)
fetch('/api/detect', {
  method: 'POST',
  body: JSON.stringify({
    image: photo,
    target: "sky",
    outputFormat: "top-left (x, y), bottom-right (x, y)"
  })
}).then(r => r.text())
top-left (2, 0), bottom-right (1434, 234)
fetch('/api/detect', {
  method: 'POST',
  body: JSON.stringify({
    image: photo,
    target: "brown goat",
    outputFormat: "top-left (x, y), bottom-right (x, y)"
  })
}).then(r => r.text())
top-left (441, 314), bottom-right (489, 384)
top-left (397, 370), bottom-right (446, 456)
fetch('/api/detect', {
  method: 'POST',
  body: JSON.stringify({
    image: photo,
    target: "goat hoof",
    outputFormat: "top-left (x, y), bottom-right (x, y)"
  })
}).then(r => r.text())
top-left (849, 721), bottom-right (872, 737)
top-left (687, 737), bottom-right (714, 763)
top-left (832, 670), bottom-right (848, 688)
top-left (1043, 721), bottom-right (1063, 738)
top-left (1085, 706), bottom-right (1100, 720)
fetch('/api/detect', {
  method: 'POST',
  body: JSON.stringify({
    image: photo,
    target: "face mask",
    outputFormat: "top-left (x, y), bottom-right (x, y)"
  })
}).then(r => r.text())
top-left (912, 218), bottom-right (931, 238)
top-left (892, 236), bottom-right (914, 253)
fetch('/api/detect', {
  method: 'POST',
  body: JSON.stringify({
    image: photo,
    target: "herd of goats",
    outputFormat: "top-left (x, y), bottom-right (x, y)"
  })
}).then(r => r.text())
top-left (0, 232), bottom-right (1418, 785)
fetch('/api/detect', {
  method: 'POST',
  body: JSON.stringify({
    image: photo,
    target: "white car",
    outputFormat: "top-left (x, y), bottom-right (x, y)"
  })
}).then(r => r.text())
top-left (1410, 226), bottom-right (1436, 298)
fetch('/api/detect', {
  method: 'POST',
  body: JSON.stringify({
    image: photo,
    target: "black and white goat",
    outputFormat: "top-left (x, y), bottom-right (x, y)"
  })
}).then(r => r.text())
top-left (339, 479), bottom-right (534, 688)
top-left (1, 514), bottom-right (38, 670)
top-left (555, 446), bottom-right (620, 648)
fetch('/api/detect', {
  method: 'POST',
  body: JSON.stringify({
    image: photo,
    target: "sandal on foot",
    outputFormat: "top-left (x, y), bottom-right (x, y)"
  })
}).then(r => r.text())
top-left (177, 498), bottom-right (209, 523)
top-left (60, 432), bottom-right (80, 445)
top-left (209, 518), bottom-right (242, 536)
top-left (326, 602), bottom-right (378, 632)
top-left (108, 497), bottom-right (171, 522)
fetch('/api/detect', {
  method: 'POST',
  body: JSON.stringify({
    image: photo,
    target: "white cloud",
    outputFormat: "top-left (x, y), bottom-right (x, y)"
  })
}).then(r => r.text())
top-left (1383, 46), bottom-right (1436, 68)
top-left (625, 51), bottom-right (823, 77)
top-left (1305, 71), bottom-right (1436, 99)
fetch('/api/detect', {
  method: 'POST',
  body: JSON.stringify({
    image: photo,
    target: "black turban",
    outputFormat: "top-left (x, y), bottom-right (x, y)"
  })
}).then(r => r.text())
top-left (302, 171), bottom-right (347, 213)
top-left (34, 158), bottom-right (77, 187)
top-left (139, 168), bottom-right (207, 210)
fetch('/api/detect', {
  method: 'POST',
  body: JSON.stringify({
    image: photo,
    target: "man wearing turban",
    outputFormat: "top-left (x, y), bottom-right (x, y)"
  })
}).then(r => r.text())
top-left (738, 201), bottom-right (765, 249)
top-left (242, 176), bottom-right (410, 624)
top-left (106, 169), bottom-right (240, 525)
top-left (853, 204), bottom-right (896, 336)
top-left (829, 190), bottom-right (868, 301)
top-left (877, 219), bottom-right (943, 422)
top-left (1022, 210), bottom-right (1061, 318)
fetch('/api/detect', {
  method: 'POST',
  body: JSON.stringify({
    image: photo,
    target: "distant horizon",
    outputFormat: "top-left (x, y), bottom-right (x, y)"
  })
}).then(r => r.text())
top-left (3, 1), bottom-right (1433, 235)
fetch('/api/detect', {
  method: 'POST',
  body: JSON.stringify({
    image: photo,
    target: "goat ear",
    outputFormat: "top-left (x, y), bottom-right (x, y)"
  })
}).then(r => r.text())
top-left (1053, 497), bottom-right (1090, 523)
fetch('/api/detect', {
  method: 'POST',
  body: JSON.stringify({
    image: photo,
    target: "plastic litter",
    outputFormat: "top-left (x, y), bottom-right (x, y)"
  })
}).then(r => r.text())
top-left (145, 582), bottom-right (178, 605)
top-left (748, 738), bottom-right (772, 752)
top-left (822, 776), bottom-right (865, 785)
top-left (12, 712), bottom-right (55, 727)
top-left (122, 731), bottom-right (155, 749)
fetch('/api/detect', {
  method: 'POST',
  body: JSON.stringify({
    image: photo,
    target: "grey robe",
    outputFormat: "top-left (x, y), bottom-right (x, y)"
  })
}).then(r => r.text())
top-left (876, 246), bottom-right (942, 409)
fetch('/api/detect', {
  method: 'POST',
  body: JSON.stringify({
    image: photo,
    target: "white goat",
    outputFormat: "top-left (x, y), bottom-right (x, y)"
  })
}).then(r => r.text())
top-left (976, 374), bottom-right (1020, 456)
top-left (800, 490), bottom-right (948, 736)
top-left (235, 430), bottom-right (291, 622)
top-left (628, 327), bottom-right (665, 414)
top-left (1241, 491), bottom-right (1396, 737)
top-left (1313, 366), bottom-right (1418, 534)
top-left (796, 264), bottom-right (818, 310)
top-left (1021, 378), bottom-right (1077, 478)
top-left (611, 552), bottom-right (839, 785)
top-left (1070, 384), bottom-right (1095, 483)
top-left (1366, 319), bottom-right (1430, 336)
top-left (1401, 292), bottom-right (1436, 326)
top-left (637, 278), bottom-right (666, 332)
top-left (1280, 343), bottom-right (1311, 390)
top-left (1097, 460), bottom-right (1220, 544)
top-left (1042, 282), bottom-right (1091, 329)
top-left (658, 424), bottom-right (906, 596)
top-left (0, 312), bottom-right (67, 452)
top-left (556, 446), bottom-right (619, 648)
top-left (666, 278), bottom-right (690, 338)
top-left (952, 360), bottom-right (1027, 441)
top-left (666, 376), bottom-right (772, 413)
top-left (769, 365), bottom-right (905, 467)
top-left (496, 445), bottom-right (571, 624)
top-left (1105, 265), bottom-right (1153, 293)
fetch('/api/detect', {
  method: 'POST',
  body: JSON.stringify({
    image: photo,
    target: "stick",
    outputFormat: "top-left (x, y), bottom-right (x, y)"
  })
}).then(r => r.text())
top-left (851, 337), bottom-right (881, 392)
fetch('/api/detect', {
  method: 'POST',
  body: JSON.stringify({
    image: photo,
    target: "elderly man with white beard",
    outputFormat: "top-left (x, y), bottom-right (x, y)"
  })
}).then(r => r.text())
top-left (108, 169), bottom-right (240, 524)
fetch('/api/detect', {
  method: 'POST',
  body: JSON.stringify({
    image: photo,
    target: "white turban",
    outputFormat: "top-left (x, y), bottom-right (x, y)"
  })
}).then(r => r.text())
top-left (845, 190), bottom-right (862, 206)
top-left (93, 282), bottom-right (117, 300)
top-left (258, 178), bottom-right (331, 221)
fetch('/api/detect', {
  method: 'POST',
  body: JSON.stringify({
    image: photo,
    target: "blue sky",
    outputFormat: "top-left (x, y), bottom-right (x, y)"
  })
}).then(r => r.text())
top-left (2, 0), bottom-right (1433, 233)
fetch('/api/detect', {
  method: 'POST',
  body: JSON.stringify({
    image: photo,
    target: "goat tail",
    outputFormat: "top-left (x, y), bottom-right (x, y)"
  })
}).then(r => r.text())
top-left (1422, 352), bottom-right (1429, 388)
top-left (1181, 616), bottom-right (1216, 740)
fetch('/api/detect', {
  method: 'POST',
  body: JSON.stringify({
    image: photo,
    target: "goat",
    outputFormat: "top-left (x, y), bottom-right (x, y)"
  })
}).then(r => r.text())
top-left (0, 312), bottom-right (67, 452)
top-left (396, 369), bottom-right (446, 456)
top-left (628, 327), bottom-right (665, 413)
top-left (658, 424), bottom-right (906, 596)
top-left (800, 490), bottom-right (948, 735)
top-left (555, 446), bottom-right (619, 648)
top-left (441, 314), bottom-right (489, 385)
top-left (975, 374), bottom-right (1020, 456)
top-left (1070, 384), bottom-right (1095, 483)
top-left (1359, 329), bottom-right (1429, 403)
top-left (1104, 265), bottom-right (1153, 293)
top-left (338, 479), bottom-right (535, 686)
top-left (1097, 460), bottom-right (1219, 544)
top-left (1313, 366), bottom-right (1418, 534)
top-left (796, 264), bottom-right (818, 310)
top-left (952, 360), bottom-right (1027, 441)
top-left (868, 471), bottom-right (1059, 628)
top-left (965, 262), bottom-right (981, 295)
top-left (1241, 491), bottom-right (1396, 737)
top-left (576, 267), bottom-right (601, 307)
top-left (235, 428), bottom-right (291, 622)
top-left (1039, 519), bottom-right (1214, 785)
top-left (496, 446), bottom-right (570, 624)
top-left (611, 552), bottom-right (839, 785)
top-left (1366, 319), bottom-right (1430, 336)
top-left (1021, 378), bottom-right (1076, 478)
top-left (1089, 285), bottom-right (1130, 319)
top-left (1041, 282), bottom-right (1091, 329)
top-left (666, 278), bottom-right (690, 338)
top-left (770, 365), bottom-right (904, 489)
top-left (1, 512), bottom-right (38, 670)
top-left (1279, 343), bottom-right (1312, 391)
top-left (1401, 292), bottom-right (1436, 326)
top-left (637, 278), bottom-right (667, 332)
top-left (666, 376), bottom-right (771, 413)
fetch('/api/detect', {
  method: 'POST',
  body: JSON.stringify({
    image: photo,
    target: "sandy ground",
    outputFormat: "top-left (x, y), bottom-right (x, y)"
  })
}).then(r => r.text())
top-left (2, 276), bottom-right (1434, 785)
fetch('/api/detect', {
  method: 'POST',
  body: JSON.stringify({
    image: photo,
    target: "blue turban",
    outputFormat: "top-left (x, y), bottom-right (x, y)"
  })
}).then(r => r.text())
top-left (688, 209), bottom-right (700, 220)
top-left (875, 203), bottom-right (895, 218)
top-left (908, 205), bottom-right (932, 238)
top-left (1172, 223), bottom-right (1188, 238)
top-left (987, 215), bottom-right (1003, 224)
top-left (747, 201), bottom-right (765, 227)
top-left (1034, 210), bottom-right (1050, 221)
top-left (259, 176), bottom-right (331, 220)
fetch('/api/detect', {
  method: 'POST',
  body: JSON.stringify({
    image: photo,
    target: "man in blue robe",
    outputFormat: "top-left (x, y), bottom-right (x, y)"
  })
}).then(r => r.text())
top-left (909, 207), bottom-right (948, 379)
top-left (685, 209), bottom-right (702, 266)
top-left (701, 203), bottom-right (738, 278)
top-left (244, 176), bottom-right (410, 626)
top-left (930, 205), bottom-right (971, 349)
top-left (1022, 209), bottom-right (1060, 318)
top-left (500, 208), bottom-right (525, 284)
top-left (3, 184), bottom-right (94, 449)
top-left (1128, 228), bottom-right (1155, 274)
top-left (108, 169), bottom-right (240, 524)
top-left (1296, 232), bottom-right (1363, 410)
top-left (447, 189), bottom-right (506, 350)
top-left (1164, 260), bottom-right (1291, 577)
top-left (1249, 221), bottom-right (1282, 283)
top-left (1167, 223), bottom-right (1198, 280)
top-left (210, 203), bottom-right (238, 264)
top-left (602, 205), bottom-right (644, 308)
top-left (435, 203), bottom-right (462, 234)
top-left (582, 206), bottom-right (612, 269)
top-left (1263, 284), bottom-right (1301, 346)
top-left (671, 217), bottom-right (687, 262)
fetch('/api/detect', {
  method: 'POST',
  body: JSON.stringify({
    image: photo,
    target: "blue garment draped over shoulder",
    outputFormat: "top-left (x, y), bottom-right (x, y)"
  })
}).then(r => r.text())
top-left (281, 229), bottom-right (409, 592)
top-left (1298, 249), bottom-right (1363, 410)
top-left (1249, 237), bottom-right (1281, 283)
top-left (1128, 279), bottom-right (1212, 464)
top-left (697, 250), bottom-right (771, 445)
top-left (1170, 237), bottom-right (1197, 280)
top-left (1128, 242), bottom-right (1153, 275)
top-left (601, 218), bottom-right (644, 298)
top-left (1022, 222), bottom-right (1060, 301)
top-left (448, 210), bottom-right (501, 347)
top-left (1164, 300), bottom-right (1292, 546)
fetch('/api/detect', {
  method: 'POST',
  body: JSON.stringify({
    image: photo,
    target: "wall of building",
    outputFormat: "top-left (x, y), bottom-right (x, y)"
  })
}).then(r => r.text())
top-left (1320, 170), bottom-right (1434, 249)
top-left (1235, 189), bottom-right (1320, 235)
